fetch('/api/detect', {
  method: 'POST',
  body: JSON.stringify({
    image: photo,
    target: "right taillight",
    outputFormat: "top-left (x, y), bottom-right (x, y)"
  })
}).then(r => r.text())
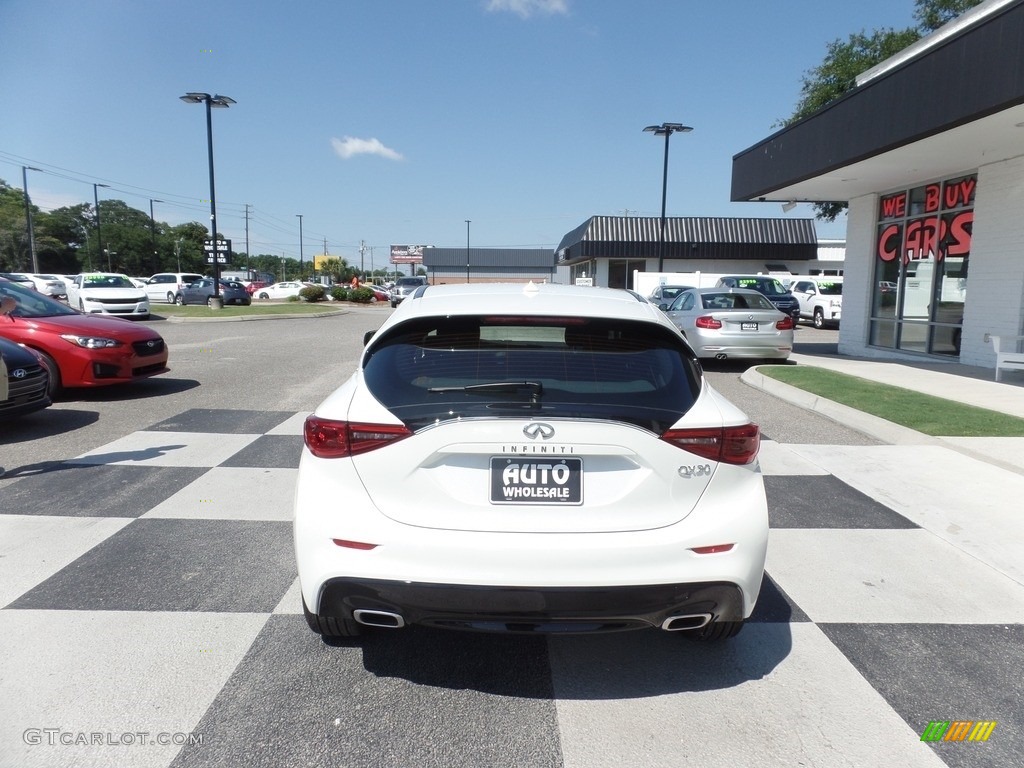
top-left (776, 316), bottom-right (795, 330)
top-left (660, 424), bottom-right (760, 465)
top-left (695, 315), bottom-right (723, 329)
top-left (304, 416), bottom-right (411, 458)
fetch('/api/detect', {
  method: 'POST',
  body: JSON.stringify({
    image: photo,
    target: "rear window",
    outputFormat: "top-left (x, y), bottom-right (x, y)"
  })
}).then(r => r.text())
top-left (363, 316), bottom-right (701, 433)
top-left (701, 292), bottom-right (775, 311)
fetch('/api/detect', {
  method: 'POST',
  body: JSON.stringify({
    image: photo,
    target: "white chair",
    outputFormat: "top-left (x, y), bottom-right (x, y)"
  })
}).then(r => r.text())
top-left (985, 333), bottom-right (1024, 382)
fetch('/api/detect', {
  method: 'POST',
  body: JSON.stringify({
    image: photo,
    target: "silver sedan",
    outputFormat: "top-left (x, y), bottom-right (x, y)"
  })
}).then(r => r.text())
top-left (664, 287), bottom-right (794, 361)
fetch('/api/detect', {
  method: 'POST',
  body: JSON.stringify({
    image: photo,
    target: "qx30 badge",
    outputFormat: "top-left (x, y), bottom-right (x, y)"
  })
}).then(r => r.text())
top-left (523, 422), bottom-right (555, 440)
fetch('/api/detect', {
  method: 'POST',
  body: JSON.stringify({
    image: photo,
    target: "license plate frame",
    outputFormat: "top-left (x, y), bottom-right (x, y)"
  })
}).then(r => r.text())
top-left (490, 457), bottom-right (583, 505)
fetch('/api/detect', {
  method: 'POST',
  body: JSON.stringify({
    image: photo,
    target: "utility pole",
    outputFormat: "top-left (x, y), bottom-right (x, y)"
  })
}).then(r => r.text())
top-left (244, 203), bottom-right (251, 277)
top-left (359, 240), bottom-right (366, 280)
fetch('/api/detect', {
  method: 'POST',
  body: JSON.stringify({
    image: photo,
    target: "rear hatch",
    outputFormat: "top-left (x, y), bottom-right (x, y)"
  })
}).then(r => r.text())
top-left (348, 413), bottom-right (721, 533)
top-left (352, 314), bottom-right (719, 534)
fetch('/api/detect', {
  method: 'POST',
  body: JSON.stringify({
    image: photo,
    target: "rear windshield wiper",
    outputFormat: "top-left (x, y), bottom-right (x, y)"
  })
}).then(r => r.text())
top-left (427, 380), bottom-right (543, 404)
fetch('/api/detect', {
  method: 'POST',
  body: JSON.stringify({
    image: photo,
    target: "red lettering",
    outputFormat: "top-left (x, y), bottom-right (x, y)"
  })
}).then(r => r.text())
top-left (903, 218), bottom-right (941, 264)
top-left (946, 211), bottom-right (973, 257)
top-left (881, 194), bottom-right (906, 219)
top-left (924, 184), bottom-right (941, 213)
top-left (878, 224), bottom-right (900, 262)
top-left (944, 177), bottom-right (977, 209)
top-left (959, 177), bottom-right (976, 207)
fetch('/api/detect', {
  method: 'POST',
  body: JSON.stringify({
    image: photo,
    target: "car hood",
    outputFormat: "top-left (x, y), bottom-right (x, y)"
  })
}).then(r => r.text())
top-left (11, 312), bottom-right (161, 340)
top-left (78, 288), bottom-right (147, 300)
top-left (0, 336), bottom-right (42, 367)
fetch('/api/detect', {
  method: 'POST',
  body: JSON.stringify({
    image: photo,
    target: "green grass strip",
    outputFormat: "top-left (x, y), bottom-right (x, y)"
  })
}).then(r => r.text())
top-left (760, 365), bottom-right (1024, 437)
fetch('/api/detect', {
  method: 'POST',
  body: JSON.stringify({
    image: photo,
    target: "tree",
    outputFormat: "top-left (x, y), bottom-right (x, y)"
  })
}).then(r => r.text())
top-left (0, 180), bottom-right (31, 271)
top-left (914, 0), bottom-right (982, 31)
top-left (782, 0), bottom-right (984, 221)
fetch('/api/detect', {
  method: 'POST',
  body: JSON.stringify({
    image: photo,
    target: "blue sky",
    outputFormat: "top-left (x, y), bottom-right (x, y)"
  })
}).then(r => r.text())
top-left (1, 0), bottom-right (918, 268)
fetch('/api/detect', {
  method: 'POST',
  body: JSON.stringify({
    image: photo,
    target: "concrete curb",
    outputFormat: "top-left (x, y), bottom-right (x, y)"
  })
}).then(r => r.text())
top-left (159, 308), bottom-right (351, 323)
top-left (741, 365), bottom-right (1024, 477)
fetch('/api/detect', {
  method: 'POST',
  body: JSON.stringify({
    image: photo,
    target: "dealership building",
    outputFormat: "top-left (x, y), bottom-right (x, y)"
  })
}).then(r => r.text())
top-left (731, 0), bottom-right (1024, 368)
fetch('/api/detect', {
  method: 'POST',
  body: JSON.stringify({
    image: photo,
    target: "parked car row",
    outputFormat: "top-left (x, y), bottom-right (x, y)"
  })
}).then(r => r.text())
top-left (0, 276), bottom-right (169, 417)
top-left (651, 274), bottom-right (842, 329)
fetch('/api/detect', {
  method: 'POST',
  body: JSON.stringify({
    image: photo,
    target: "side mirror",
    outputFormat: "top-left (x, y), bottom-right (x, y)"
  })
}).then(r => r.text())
top-left (658, 302), bottom-right (669, 311)
top-left (362, 330), bottom-right (376, 346)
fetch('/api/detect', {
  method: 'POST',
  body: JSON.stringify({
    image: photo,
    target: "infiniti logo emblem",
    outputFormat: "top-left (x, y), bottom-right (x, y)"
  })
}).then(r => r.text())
top-left (523, 422), bottom-right (555, 440)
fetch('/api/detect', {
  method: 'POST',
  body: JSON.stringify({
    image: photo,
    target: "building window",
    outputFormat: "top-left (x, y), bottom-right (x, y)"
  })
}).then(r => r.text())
top-left (871, 174), bottom-right (974, 357)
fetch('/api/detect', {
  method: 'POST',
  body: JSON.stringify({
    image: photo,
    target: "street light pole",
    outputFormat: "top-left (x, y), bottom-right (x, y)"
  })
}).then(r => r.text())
top-left (93, 183), bottom-right (110, 271)
top-left (180, 92), bottom-right (235, 299)
top-left (149, 199), bottom-right (163, 275)
top-left (22, 166), bottom-right (42, 272)
top-left (465, 220), bottom-right (471, 284)
top-left (643, 122), bottom-right (692, 273)
top-left (296, 214), bottom-right (304, 281)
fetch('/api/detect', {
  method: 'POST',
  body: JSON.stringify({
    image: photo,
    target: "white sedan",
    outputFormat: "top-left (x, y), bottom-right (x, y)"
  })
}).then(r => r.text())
top-left (253, 281), bottom-right (306, 300)
top-left (66, 273), bottom-right (150, 319)
top-left (295, 282), bottom-right (768, 641)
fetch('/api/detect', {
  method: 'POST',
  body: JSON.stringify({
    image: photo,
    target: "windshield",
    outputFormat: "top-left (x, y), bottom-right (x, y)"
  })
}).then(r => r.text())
top-left (0, 279), bottom-right (79, 318)
top-left (363, 316), bottom-right (701, 433)
top-left (817, 282), bottom-right (843, 296)
top-left (732, 277), bottom-right (786, 295)
top-left (82, 275), bottom-right (135, 288)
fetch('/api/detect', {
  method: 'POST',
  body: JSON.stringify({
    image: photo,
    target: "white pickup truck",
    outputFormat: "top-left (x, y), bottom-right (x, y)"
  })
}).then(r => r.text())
top-left (790, 277), bottom-right (843, 328)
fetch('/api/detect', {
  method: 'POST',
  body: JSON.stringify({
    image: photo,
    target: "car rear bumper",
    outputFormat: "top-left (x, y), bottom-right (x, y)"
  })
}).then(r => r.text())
top-left (316, 577), bottom-right (746, 633)
top-left (294, 454), bottom-right (768, 630)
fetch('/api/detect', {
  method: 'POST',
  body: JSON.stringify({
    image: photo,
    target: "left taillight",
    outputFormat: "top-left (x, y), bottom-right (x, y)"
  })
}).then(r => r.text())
top-left (660, 424), bottom-right (760, 465)
top-left (776, 316), bottom-right (795, 330)
top-left (303, 416), bottom-right (412, 458)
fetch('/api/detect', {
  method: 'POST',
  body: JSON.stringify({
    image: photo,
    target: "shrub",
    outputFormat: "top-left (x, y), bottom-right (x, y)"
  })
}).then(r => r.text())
top-left (329, 286), bottom-right (350, 302)
top-left (299, 285), bottom-right (326, 302)
top-left (349, 286), bottom-right (376, 303)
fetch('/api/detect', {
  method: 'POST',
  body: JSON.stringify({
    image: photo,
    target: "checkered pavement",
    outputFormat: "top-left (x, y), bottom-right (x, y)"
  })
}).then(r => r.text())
top-left (1, 408), bottom-right (1022, 768)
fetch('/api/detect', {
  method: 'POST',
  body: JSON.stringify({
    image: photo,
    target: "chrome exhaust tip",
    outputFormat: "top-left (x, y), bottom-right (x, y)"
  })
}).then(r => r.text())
top-left (661, 613), bottom-right (713, 631)
top-left (353, 609), bottom-right (406, 629)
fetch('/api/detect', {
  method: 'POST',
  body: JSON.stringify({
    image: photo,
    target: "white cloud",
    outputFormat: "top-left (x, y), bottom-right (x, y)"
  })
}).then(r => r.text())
top-left (330, 136), bottom-right (403, 161)
top-left (485, 0), bottom-right (569, 19)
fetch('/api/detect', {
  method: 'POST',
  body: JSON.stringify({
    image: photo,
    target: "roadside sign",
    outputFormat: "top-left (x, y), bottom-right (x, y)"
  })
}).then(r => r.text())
top-left (204, 239), bottom-right (231, 265)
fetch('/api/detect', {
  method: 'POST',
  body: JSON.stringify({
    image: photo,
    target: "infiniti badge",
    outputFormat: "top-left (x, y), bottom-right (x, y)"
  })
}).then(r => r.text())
top-left (523, 422), bottom-right (555, 440)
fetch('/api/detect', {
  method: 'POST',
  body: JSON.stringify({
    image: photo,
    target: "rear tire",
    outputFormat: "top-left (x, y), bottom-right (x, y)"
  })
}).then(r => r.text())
top-left (302, 599), bottom-right (361, 638)
top-left (36, 350), bottom-right (62, 399)
top-left (166, 292), bottom-right (175, 304)
top-left (258, 292), bottom-right (269, 300)
top-left (813, 308), bottom-right (824, 329)
top-left (175, 294), bottom-right (185, 305)
top-left (686, 620), bottom-right (744, 642)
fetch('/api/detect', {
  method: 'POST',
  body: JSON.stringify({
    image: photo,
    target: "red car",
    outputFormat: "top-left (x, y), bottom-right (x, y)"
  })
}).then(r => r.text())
top-left (0, 277), bottom-right (169, 398)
